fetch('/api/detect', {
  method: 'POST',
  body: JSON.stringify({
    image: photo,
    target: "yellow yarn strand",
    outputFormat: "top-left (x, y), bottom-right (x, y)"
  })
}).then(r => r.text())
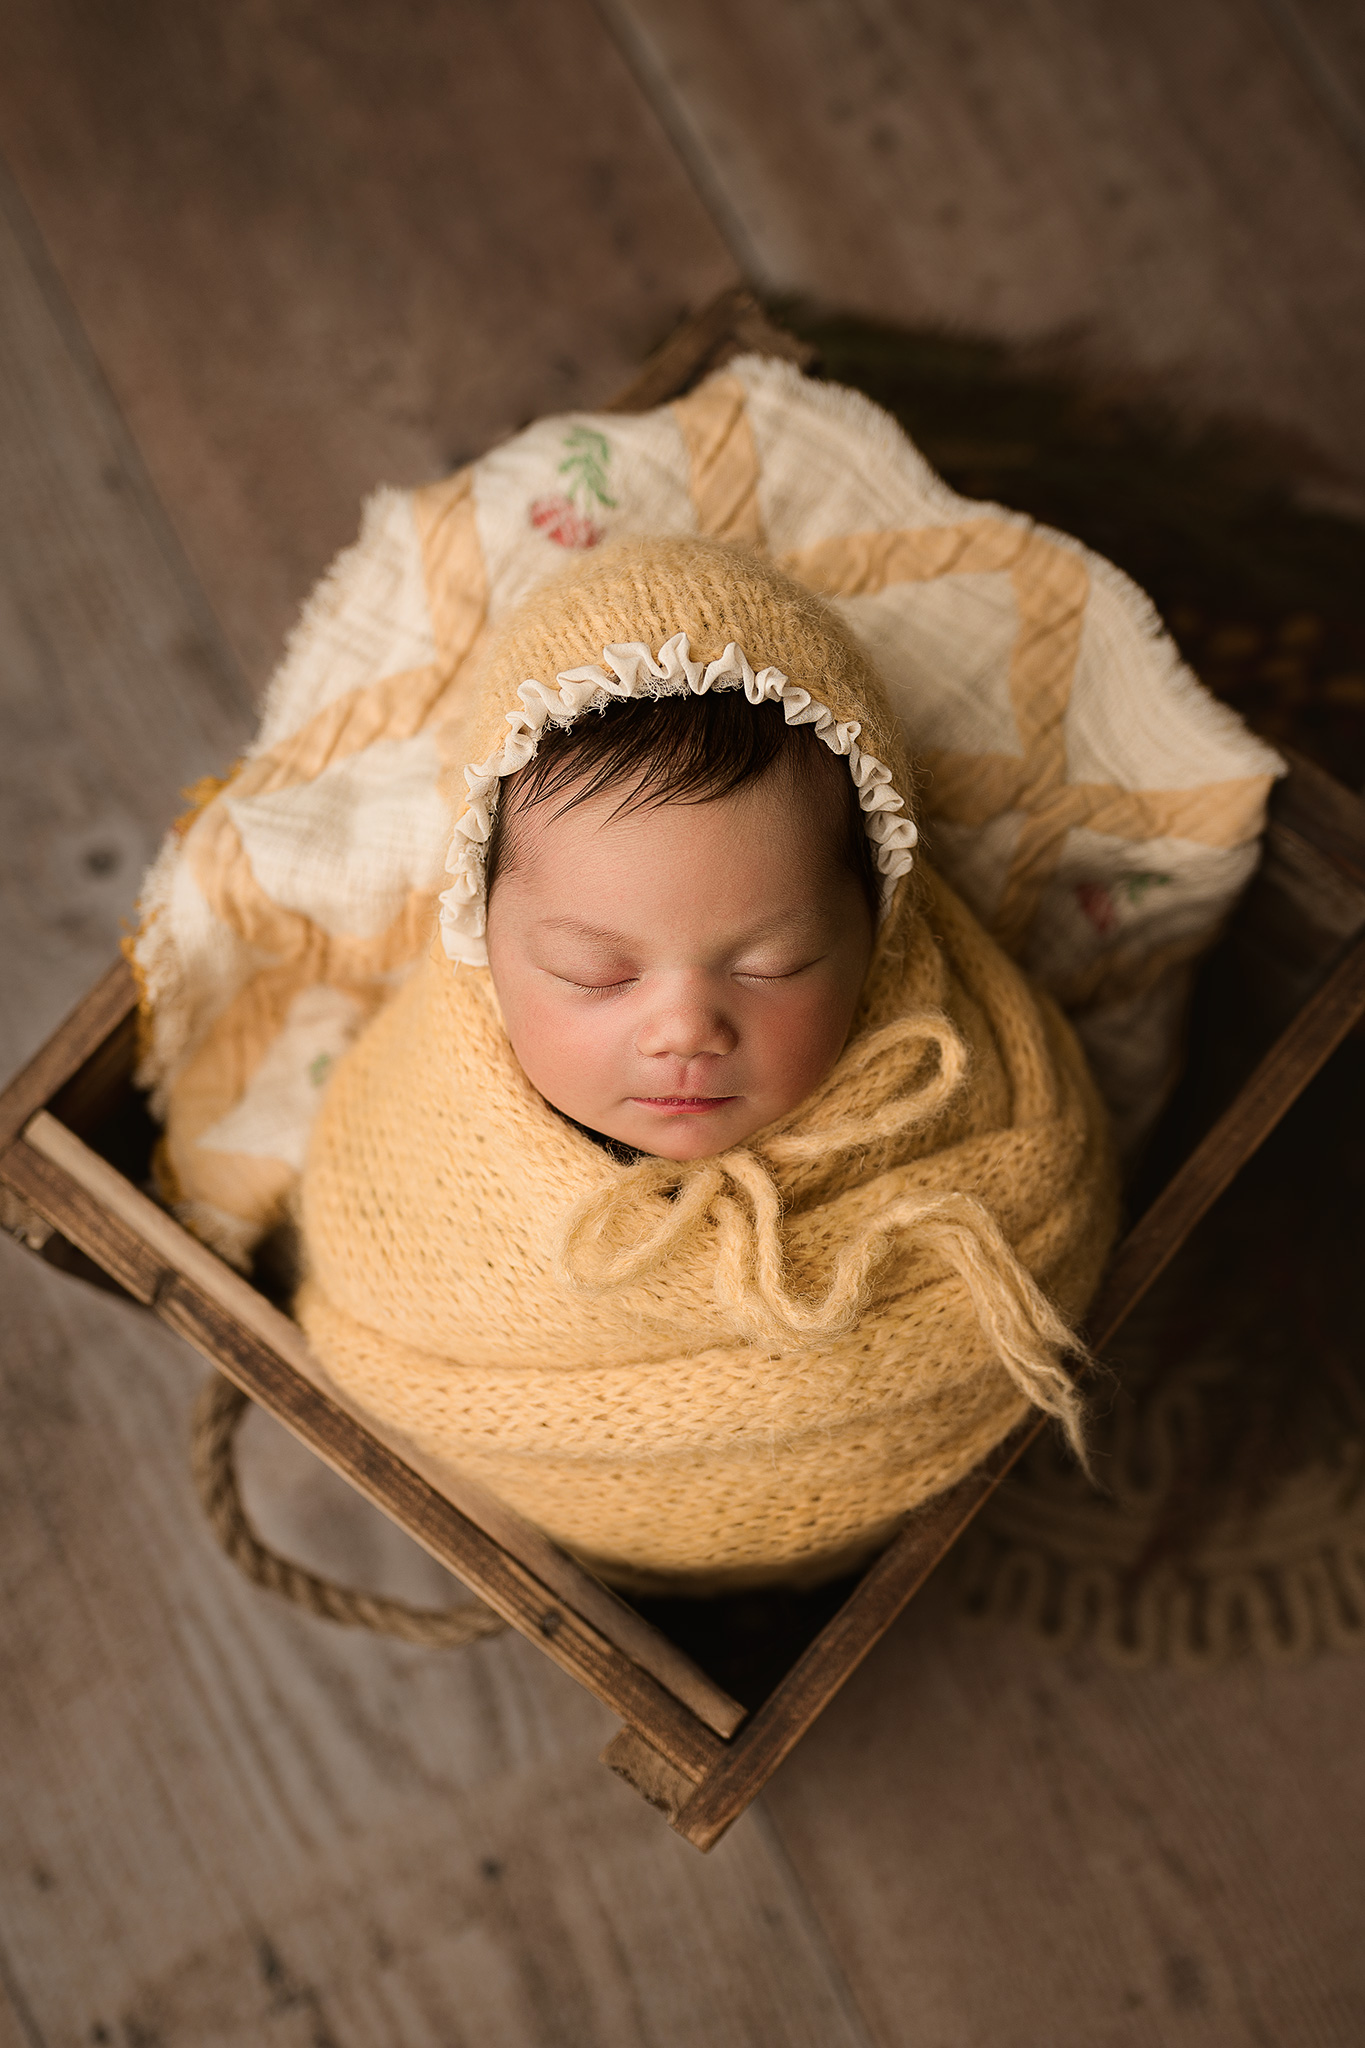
top-left (558, 1142), bottom-right (1090, 1462)
top-left (760, 1009), bottom-right (968, 1162)
top-left (559, 1004), bottom-right (974, 1311)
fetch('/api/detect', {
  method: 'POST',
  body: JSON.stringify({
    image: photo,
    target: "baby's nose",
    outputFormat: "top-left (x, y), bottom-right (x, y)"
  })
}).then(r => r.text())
top-left (636, 984), bottom-right (737, 1061)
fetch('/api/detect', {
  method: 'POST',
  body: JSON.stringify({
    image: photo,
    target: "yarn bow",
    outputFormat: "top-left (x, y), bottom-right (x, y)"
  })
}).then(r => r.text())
top-left (557, 1010), bottom-right (1090, 1460)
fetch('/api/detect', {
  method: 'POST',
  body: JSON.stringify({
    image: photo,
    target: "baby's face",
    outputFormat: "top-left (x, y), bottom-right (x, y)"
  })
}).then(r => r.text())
top-left (485, 772), bottom-right (875, 1160)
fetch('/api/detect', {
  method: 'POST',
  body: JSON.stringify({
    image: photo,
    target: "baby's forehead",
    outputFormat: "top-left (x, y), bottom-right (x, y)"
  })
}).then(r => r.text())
top-left (444, 658), bottom-right (919, 971)
top-left (493, 776), bottom-right (856, 930)
top-left (498, 752), bottom-right (849, 870)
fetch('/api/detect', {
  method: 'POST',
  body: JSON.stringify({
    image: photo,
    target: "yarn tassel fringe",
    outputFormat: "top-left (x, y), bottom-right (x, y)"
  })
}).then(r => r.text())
top-left (559, 1154), bottom-right (1091, 1469)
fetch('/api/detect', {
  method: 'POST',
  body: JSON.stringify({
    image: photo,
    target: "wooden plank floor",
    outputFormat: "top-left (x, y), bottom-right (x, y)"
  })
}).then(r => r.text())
top-left (765, 1574), bottom-right (1365, 2046)
top-left (1, 5), bottom-right (1362, 2041)
top-left (606, 0), bottom-right (1365, 493)
top-left (0, 0), bottom-right (738, 687)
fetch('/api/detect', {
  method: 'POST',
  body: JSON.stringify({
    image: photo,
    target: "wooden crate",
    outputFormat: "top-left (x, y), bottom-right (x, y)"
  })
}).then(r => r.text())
top-left (5, 293), bottom-right (1365, 1852)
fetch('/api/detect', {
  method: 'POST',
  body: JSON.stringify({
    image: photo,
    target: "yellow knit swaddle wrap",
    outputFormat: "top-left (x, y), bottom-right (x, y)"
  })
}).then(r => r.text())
top-left (296, 539), bottom-right (1119, 1592)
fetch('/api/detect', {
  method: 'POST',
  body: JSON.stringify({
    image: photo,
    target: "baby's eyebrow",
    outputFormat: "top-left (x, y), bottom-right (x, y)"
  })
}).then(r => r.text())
top-left (538, 916), bottom-right (633, 945)
top-left (537, 909), bottom-right (820, 947)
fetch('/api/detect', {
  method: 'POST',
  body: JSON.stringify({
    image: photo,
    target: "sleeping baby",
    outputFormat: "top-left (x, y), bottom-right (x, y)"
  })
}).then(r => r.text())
top-left (295, 533), bottom-right (1118, 1594)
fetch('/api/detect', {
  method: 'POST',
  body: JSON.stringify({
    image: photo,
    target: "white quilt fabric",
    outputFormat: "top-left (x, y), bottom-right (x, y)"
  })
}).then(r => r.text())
top-left (135, 355), bottom-right (1281, 1264)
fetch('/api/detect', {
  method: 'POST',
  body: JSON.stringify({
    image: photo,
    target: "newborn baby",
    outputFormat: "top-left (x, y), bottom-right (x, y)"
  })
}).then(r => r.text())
top-left (297, 535), bottom-right (1117, 1593)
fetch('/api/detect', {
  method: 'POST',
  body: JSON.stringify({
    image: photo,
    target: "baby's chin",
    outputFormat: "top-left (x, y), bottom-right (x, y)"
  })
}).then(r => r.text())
top-left (585, 1098), bottom-right (775, 1162)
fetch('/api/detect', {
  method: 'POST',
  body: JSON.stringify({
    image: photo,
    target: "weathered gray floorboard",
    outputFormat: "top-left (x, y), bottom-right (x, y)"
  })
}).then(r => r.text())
top-left (0, 0), bottom-right (737, 687)
top-left (1260, 0), bottom-right (1365, 182)
top-left (0, 1261), bottom-right (875, 2048)
top-left (764, 1571), bottom-right (1365, 2046)
top-left (0, 160), bottom-right (253, 1069)
top-left (603, 0), bottom-right (1365, 487)
top-left (0, 1970), bottom-right (40, 2048)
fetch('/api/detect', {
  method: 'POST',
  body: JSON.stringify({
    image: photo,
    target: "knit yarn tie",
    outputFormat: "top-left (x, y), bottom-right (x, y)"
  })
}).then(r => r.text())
top-left (557, 1010), bottom-right (1091, 1461)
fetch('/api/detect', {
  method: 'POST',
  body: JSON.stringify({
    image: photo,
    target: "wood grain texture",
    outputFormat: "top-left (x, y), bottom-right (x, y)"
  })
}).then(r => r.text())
top-left (23, 774), bottom-right (1361, 1851)
top-left (666, 842), bottom-right (1365, 1846)
top-left (0, 163), bottom-right (253, 1077)
top-left (604, 0), bottom-right (1365, 485)
top-left (0, 0), bottom-right (737, 686)
top-left (0, 960), bottom-right (136, 1153)
top-left (0, 1254), bottom-right (876, 2048)
top-left (0, 1119), bottom-right (734, 1773)
top-left (664, 1437), bottom-right (1020, 1849)
top-left (1094, 924), bottom-right (1365, 1329)
top-left (601, 1727), bottom-right (700, 1823)
top-left (764, 1571), bottom-right (1365, 2047)
top-left (1219, 753), bottom-right (1365, 1049)
top-left (603, 283), bottom-right (816, 413)
top-left (2, 1012), bottom-right (749, 1736)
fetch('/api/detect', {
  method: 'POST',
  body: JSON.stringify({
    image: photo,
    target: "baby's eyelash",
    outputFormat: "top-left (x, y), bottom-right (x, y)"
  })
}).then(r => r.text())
top-left (557, 962), bottom-right (817, 992)
top-left (736, 961), bottom-right (816, 983)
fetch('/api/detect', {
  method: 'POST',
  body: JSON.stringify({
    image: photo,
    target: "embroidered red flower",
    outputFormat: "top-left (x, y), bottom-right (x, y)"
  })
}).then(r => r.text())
top-left (528, 427), bottom-right (617, 548)
top-left (529, 494), bottom-right (604, 549)
top-left (1075, 881), bottom-right (1119, 936)
top-left (1076, 871), bottom-right (1171, 937)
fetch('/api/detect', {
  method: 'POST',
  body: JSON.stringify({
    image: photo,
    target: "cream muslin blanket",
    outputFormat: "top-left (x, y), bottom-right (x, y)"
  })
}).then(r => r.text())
top-left (134, 354), bottom-right (1281, 1280)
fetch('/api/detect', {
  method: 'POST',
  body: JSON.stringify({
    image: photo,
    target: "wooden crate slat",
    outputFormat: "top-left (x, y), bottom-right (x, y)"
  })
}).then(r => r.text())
top-left (17, 1109), bottom-right (745, 1735)
top-left (602, 284), bottom-right (813, 414)
top-left (2, 1139), bottom-right (165, 1303)
top-left (13, 822), bottom-right (1365, 1845)
top-left (5, 1111), bottom-right (741, 1755)
top-left (1090, 923), bottom-right (1365, 1337)
top-left (154, 1271), bottom-right (724, 1782)
top-left (666, 1440), bottom-right (1025, 1850)
top-left (600, 1727), bottom-right (699, 1823)
top-left (0, 958), bottom-right (137, 1153)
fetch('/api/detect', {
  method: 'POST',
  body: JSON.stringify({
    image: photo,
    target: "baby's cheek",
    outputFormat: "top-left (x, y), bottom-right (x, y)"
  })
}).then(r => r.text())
top-left (752, 981), bottom-right (856, 1106)
top-left (509, 989), bottom-right (621, 1118)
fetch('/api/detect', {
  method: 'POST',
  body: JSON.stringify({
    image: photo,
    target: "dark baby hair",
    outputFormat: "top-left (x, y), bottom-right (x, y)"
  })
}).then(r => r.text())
top-left (483, 689), bottom-right (882, 920)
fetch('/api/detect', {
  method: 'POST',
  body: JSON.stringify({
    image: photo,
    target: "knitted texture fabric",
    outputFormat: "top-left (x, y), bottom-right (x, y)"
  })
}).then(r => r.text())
top-left (296, 539), bottom-right (1119, 1593)
top-left (436, 534), bottom-right (920, 963)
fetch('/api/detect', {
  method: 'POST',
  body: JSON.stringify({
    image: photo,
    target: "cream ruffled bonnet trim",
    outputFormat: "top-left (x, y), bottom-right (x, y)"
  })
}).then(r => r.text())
top-left (438, 631), bottom-right (920, 967)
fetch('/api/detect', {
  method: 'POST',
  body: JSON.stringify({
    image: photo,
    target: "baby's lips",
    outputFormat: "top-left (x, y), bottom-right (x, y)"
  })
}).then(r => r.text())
top-left (629, 1094), bottom-right (739, 1115)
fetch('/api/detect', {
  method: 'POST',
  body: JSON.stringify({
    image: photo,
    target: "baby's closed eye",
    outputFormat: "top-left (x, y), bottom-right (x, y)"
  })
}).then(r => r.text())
top-left (733, 953), bottom-right (823, 983)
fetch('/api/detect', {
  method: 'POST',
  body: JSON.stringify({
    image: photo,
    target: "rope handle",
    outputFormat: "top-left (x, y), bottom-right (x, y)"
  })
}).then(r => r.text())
top-left (190, 1371), bottom-right (508, 1649)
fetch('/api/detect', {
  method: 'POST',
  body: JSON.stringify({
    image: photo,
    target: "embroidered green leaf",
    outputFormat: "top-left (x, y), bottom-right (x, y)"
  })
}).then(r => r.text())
top-left (557, 426), bottom-right (618, 510)
top-left (308, 1052), bottom-right (334, 1088)
top-left (1120, 871), bottom-right (1172, 906)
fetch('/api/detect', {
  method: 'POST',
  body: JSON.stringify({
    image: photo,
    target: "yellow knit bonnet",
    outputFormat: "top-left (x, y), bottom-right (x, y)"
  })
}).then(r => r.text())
top-left (436, 535), bottom-right (920, 969)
